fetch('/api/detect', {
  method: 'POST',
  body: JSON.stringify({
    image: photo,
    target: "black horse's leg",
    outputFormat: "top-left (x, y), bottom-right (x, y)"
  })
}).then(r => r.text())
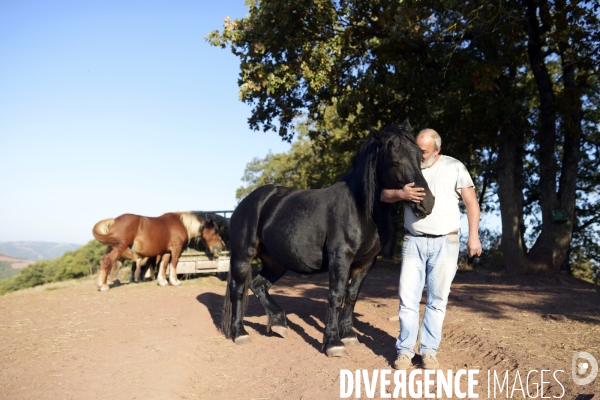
top-left (228, 256), bottom-right (253, 344)
top-left (323, 259), bottom-right (352, 357)
top-left (138, 258), bottom-right (149, 282)
top-left (139, 256), bottom-right (156, 281)
top-left (129, 260), bottom-right (136, 283)
top-left (339, 259), bottom-right (377, 346)
top-left (224, 199), bottom-right (267, 345)
top-left (250, 253), bottom-right (287, 337)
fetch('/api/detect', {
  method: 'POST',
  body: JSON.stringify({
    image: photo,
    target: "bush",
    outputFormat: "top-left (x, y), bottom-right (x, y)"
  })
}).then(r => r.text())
top-left (0, 261), bottom-right (20, 280)
top-left (569, 228), bottom-right (600, 285)
top-left (458, 227), bottom-right (504, 271)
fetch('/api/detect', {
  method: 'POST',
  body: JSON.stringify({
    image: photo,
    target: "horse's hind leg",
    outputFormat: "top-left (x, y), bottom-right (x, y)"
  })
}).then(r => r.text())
top-left (250, 254), bottom-right (287, 338)
top-left (146, 255), bottom-right (160, 280)
top-left (109, 260), bottom-right (122, 286)
top-left (118, 248), bottom-right (140, 283)
top-left (98, 247), bottom-right (122, 291)
top-left (134, 257), bottom-right (145, 283)
top-left (339, 259), bottom-right (377, 346)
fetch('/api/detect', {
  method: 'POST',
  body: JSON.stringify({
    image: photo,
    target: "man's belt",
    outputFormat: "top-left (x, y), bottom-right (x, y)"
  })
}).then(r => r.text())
top-left (406, 230), bottom-right (459, 238)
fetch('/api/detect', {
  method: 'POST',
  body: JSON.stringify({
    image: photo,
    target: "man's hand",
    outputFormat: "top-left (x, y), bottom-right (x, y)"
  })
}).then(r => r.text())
top-left (467, 236), bottom-right (482, 258)
top-left (401, 183), bottom-right (426, 203)
top-left (461, 186), bottom-right (482, 258)
top-left (380, 183), bottom-right (426, 204)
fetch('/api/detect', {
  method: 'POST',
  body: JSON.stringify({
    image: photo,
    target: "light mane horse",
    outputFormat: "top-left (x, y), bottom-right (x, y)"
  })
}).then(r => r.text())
top-left (93, 212), bottom-right (222, 291)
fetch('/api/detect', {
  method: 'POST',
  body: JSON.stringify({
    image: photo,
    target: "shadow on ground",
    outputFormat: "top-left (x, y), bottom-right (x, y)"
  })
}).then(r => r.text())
top-left (196, 265), bottom-right (402, 364)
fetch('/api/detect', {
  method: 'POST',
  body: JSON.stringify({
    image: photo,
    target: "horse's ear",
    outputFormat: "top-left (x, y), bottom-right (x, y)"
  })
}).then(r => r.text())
top-left (401, 119), bottom-right (412, 133)
top-left (369, 126), bottom-right (385, 142)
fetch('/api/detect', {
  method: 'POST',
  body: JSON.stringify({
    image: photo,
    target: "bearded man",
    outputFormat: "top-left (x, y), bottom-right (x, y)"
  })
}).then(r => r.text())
top-left (380, 128), bottom-right (482, 370)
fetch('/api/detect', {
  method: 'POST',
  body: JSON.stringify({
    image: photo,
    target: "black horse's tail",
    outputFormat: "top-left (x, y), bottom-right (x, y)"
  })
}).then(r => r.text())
top-left (221, 264), bottom-right (252, 338)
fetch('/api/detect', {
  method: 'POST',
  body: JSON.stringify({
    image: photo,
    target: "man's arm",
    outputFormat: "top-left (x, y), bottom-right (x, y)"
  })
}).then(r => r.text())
top-left (461, 186), bottom-right (482, 257)
top-left (380, 183), bottom-right (425, 203)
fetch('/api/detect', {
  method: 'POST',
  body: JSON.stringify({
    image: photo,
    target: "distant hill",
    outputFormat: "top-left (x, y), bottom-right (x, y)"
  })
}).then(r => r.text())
top-left (0, 242), bottom-right (82, 261)
top-left (0, 240), bottom-right (105, 294)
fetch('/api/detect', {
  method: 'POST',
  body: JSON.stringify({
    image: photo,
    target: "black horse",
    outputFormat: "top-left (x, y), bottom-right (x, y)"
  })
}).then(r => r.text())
top-left (222, 120), bottom-right (435, 357)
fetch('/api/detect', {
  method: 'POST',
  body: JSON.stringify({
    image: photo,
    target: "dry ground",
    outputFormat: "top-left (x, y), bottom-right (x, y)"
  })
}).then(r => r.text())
top-left (0, 260), bottom-right (598, 399)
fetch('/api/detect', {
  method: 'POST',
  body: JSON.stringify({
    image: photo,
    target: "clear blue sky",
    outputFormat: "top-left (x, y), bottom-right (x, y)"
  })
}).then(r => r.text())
top-left (0, 0), bottom-right (291, 244)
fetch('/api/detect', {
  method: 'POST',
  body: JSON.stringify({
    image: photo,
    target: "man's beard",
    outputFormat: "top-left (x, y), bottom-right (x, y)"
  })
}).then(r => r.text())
top-left (421, 153), bottom-right (437, 169)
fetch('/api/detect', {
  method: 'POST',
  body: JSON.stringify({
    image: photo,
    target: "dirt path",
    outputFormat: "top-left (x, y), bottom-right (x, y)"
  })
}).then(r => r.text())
top-left (0, 261), bottom-right (598, 399)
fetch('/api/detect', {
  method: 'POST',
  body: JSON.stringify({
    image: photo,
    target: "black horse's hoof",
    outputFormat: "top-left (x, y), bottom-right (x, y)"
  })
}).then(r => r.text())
top-left (271, 325), bottom-right (288, 338)
top-left (234, 335), bottom-right (251, 345)
top-left (326, 346), bottom-right (348, 357)
top-left (341, 336), bottom-right (359, 346)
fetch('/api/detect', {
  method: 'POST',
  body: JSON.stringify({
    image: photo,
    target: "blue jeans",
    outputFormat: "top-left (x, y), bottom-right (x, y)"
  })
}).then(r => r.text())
top-left (395, 233), bottom-right (460, 357)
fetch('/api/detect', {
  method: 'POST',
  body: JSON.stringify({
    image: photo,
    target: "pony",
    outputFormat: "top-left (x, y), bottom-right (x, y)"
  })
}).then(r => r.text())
top-left (222, 120), bottom-right (435, 357)
top-left (92, 212), bottom-right (222, 291)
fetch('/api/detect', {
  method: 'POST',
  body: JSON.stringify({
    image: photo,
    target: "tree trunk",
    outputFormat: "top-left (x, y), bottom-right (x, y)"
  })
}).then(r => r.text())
top-left (517, 0), bottom-right (581, 274)
top-left (497, 115), bottom-right (534, 274)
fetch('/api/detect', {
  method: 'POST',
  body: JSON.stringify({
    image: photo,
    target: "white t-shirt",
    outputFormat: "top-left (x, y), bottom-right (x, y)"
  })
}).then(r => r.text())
top-left (404, 155), bottom-right (474, 235)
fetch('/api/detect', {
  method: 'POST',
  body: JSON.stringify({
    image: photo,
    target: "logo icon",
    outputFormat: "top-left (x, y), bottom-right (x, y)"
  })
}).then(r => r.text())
top-left (572, 351), bottom-right (598, 385)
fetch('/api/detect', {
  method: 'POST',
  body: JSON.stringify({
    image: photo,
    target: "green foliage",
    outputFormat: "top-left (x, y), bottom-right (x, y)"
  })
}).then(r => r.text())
top-left (206, 0), bottom-right (516, 150)
top-left (0, 261), bottom-right (20, 280)
top-left (211, 0), bottom-right (600, 274)
top-left (209, 0), bottom-right (523, 218)
top-left (458, 228), bottom-right (504, 271)
top-left (236, 106), bottom-right (360, 199)
top-left (0, 240), bottom-right (106, 295)
top-left (570, 228), bottom-right (600, 285)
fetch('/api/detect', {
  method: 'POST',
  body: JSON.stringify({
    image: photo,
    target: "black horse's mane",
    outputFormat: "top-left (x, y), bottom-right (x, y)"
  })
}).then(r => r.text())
top-left (380, 124), bottom-right (417, 145)
top-left (343, 124), bottom-right (416, 217)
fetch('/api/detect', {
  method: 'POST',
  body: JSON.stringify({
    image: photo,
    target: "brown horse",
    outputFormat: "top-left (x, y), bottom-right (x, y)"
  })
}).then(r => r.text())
top-left (92, 212), bottom-right (222, 291)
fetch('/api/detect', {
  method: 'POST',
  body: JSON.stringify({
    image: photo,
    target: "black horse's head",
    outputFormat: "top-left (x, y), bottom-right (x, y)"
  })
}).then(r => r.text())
top-left (372, 120), bottom-right (435, 218)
